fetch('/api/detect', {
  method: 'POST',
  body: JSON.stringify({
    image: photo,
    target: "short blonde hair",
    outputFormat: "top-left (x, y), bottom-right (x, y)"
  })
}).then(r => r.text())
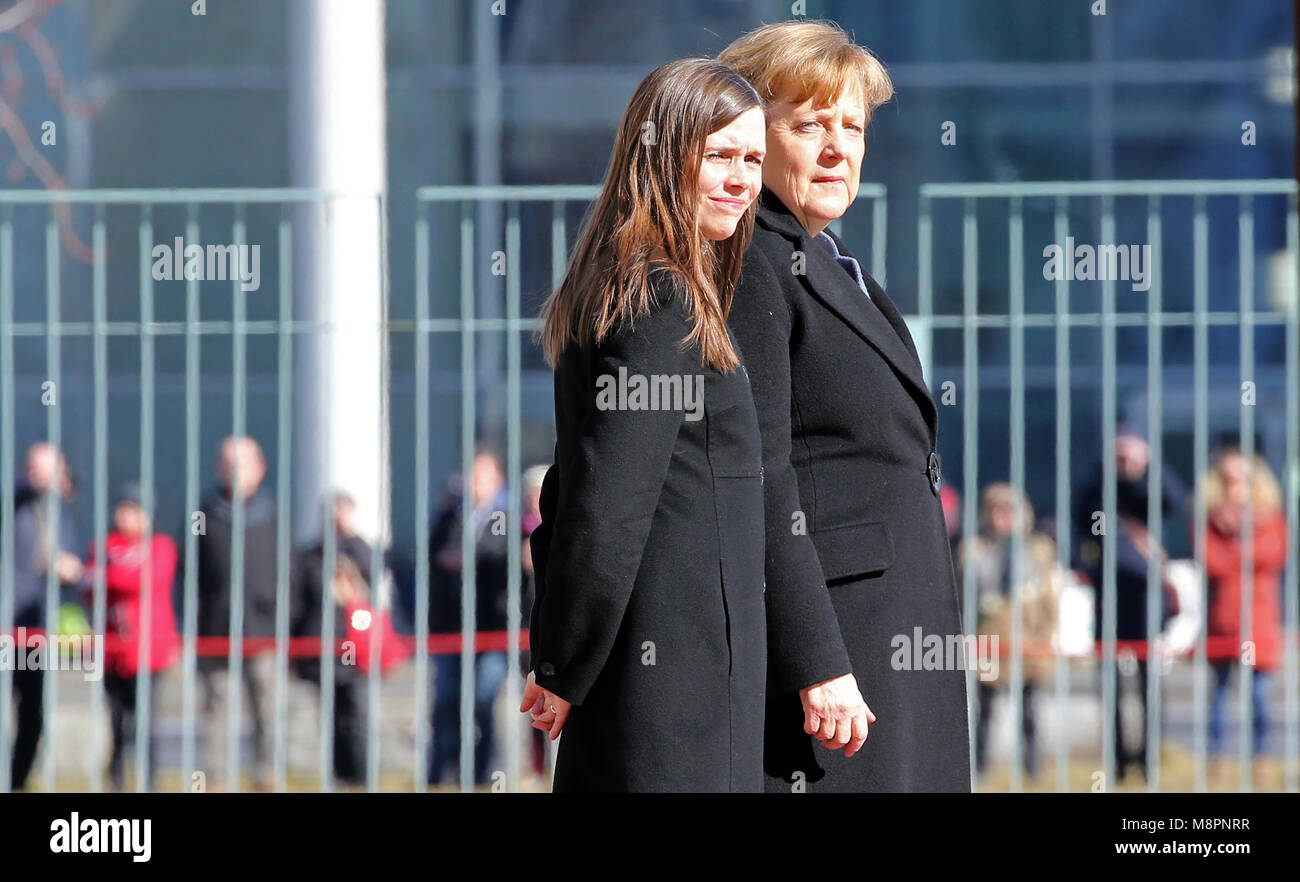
top-left (719, 20), bottom-right (894, 120)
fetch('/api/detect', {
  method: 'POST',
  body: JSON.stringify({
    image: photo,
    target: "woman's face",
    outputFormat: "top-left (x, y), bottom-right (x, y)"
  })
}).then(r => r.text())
top-left (988, 501), bottom-right (1015, 538)
top-left (696, 106), bottom-right (766, 242)
top-left (114, 502), bottom-right (148, 537)
top-left (762, 86), bottom-right (866, 236)
top-left (1219, 453), bottom-right (1250, 507)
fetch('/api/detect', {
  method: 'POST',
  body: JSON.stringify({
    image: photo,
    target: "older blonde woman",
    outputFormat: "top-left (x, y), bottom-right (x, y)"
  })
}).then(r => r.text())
top-left (721, 20), bottom-right (971, 791)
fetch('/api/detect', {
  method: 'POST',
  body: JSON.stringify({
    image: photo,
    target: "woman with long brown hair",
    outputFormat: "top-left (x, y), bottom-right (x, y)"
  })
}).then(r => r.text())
top-left (518, 58), bottom-right (771, 790)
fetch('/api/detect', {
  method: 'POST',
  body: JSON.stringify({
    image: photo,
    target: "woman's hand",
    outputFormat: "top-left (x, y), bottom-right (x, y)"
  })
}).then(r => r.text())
top-left (799, 673), bottom-right (874, 758)
top-left (520, 670), bottom-right (572, 740)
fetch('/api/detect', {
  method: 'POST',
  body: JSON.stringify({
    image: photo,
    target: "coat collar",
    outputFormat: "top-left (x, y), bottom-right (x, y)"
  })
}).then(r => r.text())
top-left (755, 188), bottom-right (937, 436)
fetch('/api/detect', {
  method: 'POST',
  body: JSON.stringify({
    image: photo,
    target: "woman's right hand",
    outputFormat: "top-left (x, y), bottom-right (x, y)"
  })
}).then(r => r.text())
top-left (799, 673), bottom-right (874, 758)
top-left (520, 670), bottom-right (572, 740)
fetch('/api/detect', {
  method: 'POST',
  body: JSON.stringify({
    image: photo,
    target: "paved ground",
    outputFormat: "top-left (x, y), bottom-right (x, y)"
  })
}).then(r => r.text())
top-left (9, 653), bottom-right (1297, 792)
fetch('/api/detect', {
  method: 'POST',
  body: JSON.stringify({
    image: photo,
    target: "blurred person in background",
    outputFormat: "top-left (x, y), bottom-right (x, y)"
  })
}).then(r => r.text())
top-left (1075, 427), bottom-right (1186, 782)
top-left (1200, 448), bottom-right (1288, 788)
top-left (958, 483), bottom-right (1060, 781)
top-left (8, 442), bottom-right (82, 790)
top-left (940, 483), bottom-right (962, 561)
top-left (187, 435), bottom-right (281, 791)
top-left (83, 482), bottom-right (179, 791)
top-left (721, 21), bottom-right (956, 792)
top-left (292, 491), bottom-right (376, 788)
top-left (427, 449), bottom-right (510, 788)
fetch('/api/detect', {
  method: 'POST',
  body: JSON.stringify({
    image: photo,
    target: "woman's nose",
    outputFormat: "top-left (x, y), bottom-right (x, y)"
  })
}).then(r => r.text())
top-left (823, 132), bottom-right (846, 161)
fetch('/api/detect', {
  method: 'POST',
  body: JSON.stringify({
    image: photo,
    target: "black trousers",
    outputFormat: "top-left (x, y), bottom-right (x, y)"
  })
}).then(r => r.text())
top-left (300, 666), bottom-right (369, 786)
top-left (975, 680), bottom-right (1040, 778)
top-left (1104, 658), bottom-right (1150, 780)
top-left (332, 675), bottom-right (368, 785)
top-left (104, 672), bottom-right (160, 791)
top-left (11, 667), bottom-right (43, 790)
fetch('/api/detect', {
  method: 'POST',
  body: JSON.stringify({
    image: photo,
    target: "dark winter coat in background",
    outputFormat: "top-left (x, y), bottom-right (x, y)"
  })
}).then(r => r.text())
top-left (727, 188), bottom-right (971, 792)
top-left (427, 492), bottom-right (513, 635)
top-left (184, 487), bottom-right (281, 650)
top-left (291, 532), bottom-right (377, 681)
top-left (1074, 468), bottom-right (1186, 640)
top-left (528, 269), bottom-right (768, 792)
top-left (10, 482), bottom-right (80, 629)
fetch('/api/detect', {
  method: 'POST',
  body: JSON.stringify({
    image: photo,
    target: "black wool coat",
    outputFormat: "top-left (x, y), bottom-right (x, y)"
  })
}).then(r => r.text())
top-left (728, 188), bottom-right (971, 792)
top-left (185, 487), bottom-right (281, 644)
top-left (528, 269), bottom-right (767, 792)
top-left (290, 532), bottom-right (376, 682)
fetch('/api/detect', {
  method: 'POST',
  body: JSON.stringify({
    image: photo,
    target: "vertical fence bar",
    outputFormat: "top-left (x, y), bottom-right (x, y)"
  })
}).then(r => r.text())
top-left (227, 204), bottom-right (249, 792)
top-left (137, 205), bottom-right (157, 792)
top-left (1008, 196), bottom-right (1026, 792)
top-left (546, 199), bottom-right (567, 786)
top-left (273, 204), bottom-right (294, 792)
top-left (89, 208), bottom-right (108, 793)
top-left (1192, 193), bottom-right (1210, 792)
top-left (505, 201), bottom-right (523, 791)
top-left (413, 201), bottom-right (431, 791)
top-left (871, 194), bottom-right (887, 289)
top-left (1052, 196), bottom-right (1072, 792)
top-left (1144, 195), bottom-right (1164, 793)
top-left (180, 204), bottom-right (201, 791)
top-left (458, 201), bottom-right (477, 792)
top-left (367, 191), bottom-right (392, 792)
top-left (1237, 193), bottom-right (1256, 792)
top-left (1099, 196), bottom-right (1118, 790)
top-left (961, 197), bottom-right (979, 789)
top-left (1284, 192), bottom-right (1300, 794)
top-left (319, 197), bottom-right (338, 793)
top-left (42, 218), bottom-right (60, 793)
top-left (0, 205), bottom-right (13, 793)
top-left (917, 196), bottom-right (933, 384)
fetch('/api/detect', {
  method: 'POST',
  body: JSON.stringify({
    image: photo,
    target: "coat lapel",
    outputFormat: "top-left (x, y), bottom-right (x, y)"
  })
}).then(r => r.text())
top-left (756, 190), bottom-right (937, 434)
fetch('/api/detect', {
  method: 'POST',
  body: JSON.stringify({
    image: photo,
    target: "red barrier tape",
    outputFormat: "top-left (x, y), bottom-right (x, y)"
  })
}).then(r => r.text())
top-left (6, 629), bottom-right (529, 657)
top-left (7, 629), bottom-right (1297, 662)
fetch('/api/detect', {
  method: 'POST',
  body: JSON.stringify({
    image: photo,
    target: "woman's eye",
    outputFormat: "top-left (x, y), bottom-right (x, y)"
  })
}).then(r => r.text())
top-left (746, 156), bottom-right (762, 165)
top-left (706, 152), bottom-right (726, 160)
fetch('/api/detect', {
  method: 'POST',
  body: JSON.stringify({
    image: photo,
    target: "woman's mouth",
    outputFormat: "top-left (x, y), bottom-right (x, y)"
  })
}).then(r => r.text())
top-left (709, 196), bottom-right (748, 211)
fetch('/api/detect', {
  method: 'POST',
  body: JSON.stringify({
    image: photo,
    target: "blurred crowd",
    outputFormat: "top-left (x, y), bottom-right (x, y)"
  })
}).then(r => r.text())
top-left (4, 436), bottom-right (548, 792)
top-left (2, 427), bottom-right (1292, 790)
top-left (948, 428), bottom-right (1291, 788)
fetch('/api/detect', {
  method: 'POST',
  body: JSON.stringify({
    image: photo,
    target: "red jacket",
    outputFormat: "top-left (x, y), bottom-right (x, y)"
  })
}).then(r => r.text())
top-left (1203, 511), bottom-right (1288, 670)
top-left (86, 533), bottom-right (181, 677)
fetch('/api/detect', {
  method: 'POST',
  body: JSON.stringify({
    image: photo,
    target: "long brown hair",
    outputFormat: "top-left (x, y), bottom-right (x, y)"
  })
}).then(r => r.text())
top-left (539, 58), bottom-right (763, 372)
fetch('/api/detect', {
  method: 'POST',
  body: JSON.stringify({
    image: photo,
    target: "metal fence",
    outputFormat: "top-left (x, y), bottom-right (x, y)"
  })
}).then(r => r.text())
top-left (0, 180), bottom-right (1296, 792)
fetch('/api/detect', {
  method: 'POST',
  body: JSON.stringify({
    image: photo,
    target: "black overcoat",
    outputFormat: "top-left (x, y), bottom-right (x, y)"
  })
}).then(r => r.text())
top-left (728, 188), bottom-right (971, 792)
top-left (528, 269), bottom-right (768, 792)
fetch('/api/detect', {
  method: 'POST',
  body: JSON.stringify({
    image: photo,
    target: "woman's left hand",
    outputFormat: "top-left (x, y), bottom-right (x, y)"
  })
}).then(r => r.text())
top-left (520, 670), bottom-right (572, 740)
